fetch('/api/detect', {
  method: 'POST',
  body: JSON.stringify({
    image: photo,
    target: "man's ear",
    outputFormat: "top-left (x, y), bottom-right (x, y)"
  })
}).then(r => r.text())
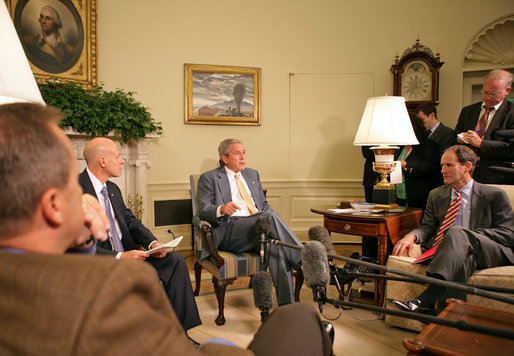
top-left (221, 155), bottom-right (228, 165)
top-left (465, 161), bottom-right (473, 173)
top-left (99, 156), bottom-right (106, 168)
top-left (40, 188), bottom-right (64, 226)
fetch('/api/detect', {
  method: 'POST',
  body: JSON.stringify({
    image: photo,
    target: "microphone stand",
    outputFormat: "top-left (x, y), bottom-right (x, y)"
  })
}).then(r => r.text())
top-left (268, 239), bottom-right (514, 306)
top-left (337, 271), bottom-right (514, 294)
top-left (320, 297), bottom-right (514, 341)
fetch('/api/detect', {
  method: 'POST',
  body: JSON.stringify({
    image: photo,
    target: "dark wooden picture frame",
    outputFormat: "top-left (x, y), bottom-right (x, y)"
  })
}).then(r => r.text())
top-left (184, 63), bottom-right (261, 125)
top-left (6, 0), bottom-right (97, 87)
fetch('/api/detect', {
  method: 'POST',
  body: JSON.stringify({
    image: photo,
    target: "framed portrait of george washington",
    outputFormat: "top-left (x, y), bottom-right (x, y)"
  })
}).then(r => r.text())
top-left (184, 63), bottom-right (261, 125)
top-left (6, 0), bottom-right (98, 88)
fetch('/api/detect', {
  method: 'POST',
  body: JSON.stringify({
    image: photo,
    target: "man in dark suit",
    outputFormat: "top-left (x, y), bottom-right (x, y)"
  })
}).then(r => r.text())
top-left (198, 138), bottom-right (303, 306)
top-left (389, 145), bottom-right (514, 314)
top-left (79, 137), bottom-right (201, 332)
top-left (455, 69), bottom-right (514, 184)
top-left (0, 103), bottom-right (332, 356)
top-left (415, 103), bottom-right (456, 156)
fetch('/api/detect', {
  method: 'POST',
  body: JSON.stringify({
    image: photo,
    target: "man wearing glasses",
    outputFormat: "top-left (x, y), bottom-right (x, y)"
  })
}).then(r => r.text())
top-left (455, 69), bottom-right (513, 184)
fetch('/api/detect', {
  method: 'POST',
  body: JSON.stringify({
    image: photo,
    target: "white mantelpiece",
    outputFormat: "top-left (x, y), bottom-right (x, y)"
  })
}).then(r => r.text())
top-left (65, 128), bottom-right (155, 225)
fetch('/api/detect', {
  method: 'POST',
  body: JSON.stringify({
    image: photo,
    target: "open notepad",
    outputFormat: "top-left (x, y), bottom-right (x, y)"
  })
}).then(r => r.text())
top-left (148, 236), bottom-right (184, 255)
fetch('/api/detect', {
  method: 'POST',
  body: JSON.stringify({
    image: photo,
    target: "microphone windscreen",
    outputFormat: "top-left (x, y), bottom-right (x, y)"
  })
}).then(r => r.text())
top-left (308, 226), bottom-right (335, 255)
top-left (301, 241), bottom-right (330, 288)
top-left (254, 216), bottom-right (272, 235)
top-left (253, 271), bottom-right (274, 310)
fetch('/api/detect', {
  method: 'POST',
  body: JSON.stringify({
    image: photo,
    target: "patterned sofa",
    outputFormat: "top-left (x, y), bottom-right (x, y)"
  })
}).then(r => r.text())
top-left (384, 184), bottom-right (514, 331)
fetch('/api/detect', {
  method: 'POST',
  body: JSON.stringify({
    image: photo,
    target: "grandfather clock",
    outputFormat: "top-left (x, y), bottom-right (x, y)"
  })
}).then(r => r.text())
top-left (391, 36), bottom-right (444, 111)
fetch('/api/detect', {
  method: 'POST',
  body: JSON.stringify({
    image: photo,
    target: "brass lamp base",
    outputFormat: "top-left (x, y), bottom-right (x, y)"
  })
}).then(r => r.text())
top-left (371, 146), bottom-right (399, 205)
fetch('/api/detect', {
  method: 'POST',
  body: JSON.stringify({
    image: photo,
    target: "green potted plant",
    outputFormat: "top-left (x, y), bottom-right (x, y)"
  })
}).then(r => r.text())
top-left (38, 80), bottom-right (162, 143)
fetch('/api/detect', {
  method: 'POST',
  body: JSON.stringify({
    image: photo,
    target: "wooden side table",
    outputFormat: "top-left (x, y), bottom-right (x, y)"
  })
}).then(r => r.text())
top-left (403, 299), bottom-right (514, 355)
top-left (310, 206), bottom-right (422, 305)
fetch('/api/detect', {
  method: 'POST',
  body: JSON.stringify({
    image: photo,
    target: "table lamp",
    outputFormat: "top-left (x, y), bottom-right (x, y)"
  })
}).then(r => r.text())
top-left (0, 1), bottom-right (44, 105)
top-left (353, 96), bottom-right (418, 204)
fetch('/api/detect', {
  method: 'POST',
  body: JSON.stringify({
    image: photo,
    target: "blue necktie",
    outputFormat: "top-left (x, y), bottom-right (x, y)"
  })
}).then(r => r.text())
top-left (100, 186), bottom-right (124, 252)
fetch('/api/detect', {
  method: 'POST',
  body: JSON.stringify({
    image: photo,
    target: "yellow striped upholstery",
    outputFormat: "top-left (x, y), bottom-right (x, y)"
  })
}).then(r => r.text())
top-left (199, 251), bottom-right (259, 279)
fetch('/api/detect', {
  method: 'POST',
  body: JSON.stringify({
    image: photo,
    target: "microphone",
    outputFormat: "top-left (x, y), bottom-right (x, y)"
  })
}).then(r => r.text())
top-left (254, 216), bottom-right (271, 266)
top-left (252, 271), bottom-right (274, 322)
top-left (308, 226), bottom-right (335, 256)
top-left (301, 241), bottom-right (330, 313)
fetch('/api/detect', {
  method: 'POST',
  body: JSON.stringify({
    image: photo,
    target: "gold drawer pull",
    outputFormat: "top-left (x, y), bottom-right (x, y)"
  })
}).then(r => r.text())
top-left (344, 224), bottom-right (351, 231)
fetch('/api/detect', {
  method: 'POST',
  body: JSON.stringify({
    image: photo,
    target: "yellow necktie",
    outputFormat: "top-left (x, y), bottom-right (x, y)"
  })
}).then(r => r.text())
top-left (235, 173), bottom-right (258, 215)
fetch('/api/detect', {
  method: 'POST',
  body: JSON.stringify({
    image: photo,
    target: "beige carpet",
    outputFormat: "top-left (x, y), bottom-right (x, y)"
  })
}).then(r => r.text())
top-left (188, 275), bottom-right (416, 355)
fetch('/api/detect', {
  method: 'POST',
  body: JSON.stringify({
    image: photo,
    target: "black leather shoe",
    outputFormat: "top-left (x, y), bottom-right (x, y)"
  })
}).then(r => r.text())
top-left (387, 298), bottom-right (436, 315)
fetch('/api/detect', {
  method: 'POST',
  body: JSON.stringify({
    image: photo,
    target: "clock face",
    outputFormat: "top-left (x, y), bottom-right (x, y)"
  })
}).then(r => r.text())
top-left (400, 60), bottom-right (433, 101)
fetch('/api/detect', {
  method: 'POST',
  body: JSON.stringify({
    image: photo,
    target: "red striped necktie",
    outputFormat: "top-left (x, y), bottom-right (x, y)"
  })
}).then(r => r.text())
top-left (474, 106), bottom-right (494, 139)
top-left (433, 190), bottom-right (462, 247)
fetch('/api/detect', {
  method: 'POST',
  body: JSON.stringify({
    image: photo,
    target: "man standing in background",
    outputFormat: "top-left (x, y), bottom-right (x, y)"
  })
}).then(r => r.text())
top-left (455, 69), bottom-right (513, 184)
top-left (415, 103), bottom-right (456, 156)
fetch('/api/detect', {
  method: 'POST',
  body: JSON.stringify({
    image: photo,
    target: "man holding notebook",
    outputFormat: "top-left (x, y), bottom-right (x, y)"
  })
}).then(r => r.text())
top-left (79, 137), bottom-right (201, 332)
top-left (389, 145), bottom-right (514, 315)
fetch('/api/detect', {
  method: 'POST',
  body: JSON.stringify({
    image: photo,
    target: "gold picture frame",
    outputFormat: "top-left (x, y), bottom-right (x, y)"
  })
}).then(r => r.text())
top-left (6, 0), bottom-right (97, 88)
top-left (185, 63), bottom-right (261, 125)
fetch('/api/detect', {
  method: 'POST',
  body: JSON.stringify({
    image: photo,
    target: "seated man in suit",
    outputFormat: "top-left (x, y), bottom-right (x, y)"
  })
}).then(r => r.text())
top-left (79, 137), bottom-right (201, 332)
top-left (415, 103), bottom-right (456, 156)
top-left (455, 69), bottom-right (513, 184)
top-left (198, 138), bottom-right (303, 306)
top-left (0, 103), bottom-right (333, 356)
top-left (389, 145), bottom-right (514, 315)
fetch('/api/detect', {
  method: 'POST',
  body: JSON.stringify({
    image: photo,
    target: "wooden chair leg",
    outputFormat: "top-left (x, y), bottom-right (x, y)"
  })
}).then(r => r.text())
top-left (293, 267), bottom-right (304, 302)
top-left (193, 261), bottom-right (203, 296)
top-left (212, 276), bottom-right (235, 326)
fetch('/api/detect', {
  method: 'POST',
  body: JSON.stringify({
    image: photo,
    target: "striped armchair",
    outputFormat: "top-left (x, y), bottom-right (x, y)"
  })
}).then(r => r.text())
top-left (190, 174), bottom-right (260, 326)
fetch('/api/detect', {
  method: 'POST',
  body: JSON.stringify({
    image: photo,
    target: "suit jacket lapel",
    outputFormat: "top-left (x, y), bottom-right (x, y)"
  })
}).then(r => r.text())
top-left (469, 182), bottom-right (484, 230)
top-left (79, 169), bottom-right (98, 197)
top-left (215, 167), bottom-right (232, 204)
top-left (485, 100), bottom-right (508, 139)
top-left (469, 103), bottom-right (482, 129)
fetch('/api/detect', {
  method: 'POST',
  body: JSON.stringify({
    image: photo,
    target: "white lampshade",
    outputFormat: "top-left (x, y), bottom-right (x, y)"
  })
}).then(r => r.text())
top-left (353, 96), bottom-right (418, 146)
top-left (0, 1), bottom-right (44, 105)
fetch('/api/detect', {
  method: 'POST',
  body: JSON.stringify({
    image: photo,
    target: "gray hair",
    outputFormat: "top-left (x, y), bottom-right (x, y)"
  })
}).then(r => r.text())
top-left (444, 145), bottom-right (477, 175)
top-left (40, 5), bottom-right (62, 29)
top-left (218, 138), bottom-right (243, 158)
top-left (485, 69), bottom-right (513, 89)
top-left (217, 138), bottom-right (243, 167)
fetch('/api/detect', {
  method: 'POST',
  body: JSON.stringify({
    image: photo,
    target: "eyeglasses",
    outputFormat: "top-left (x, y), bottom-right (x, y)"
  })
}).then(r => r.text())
top-left (481, 89), bottom-right (503, 98)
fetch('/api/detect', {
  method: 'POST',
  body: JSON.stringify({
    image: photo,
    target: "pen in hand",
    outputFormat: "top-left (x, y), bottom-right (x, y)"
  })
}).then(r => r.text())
top-left (458, 128), bottom-right (485, 144)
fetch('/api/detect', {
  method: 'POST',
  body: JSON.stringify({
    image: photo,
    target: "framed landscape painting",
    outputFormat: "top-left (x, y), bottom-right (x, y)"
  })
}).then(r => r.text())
top-left (184, 63), bottom-right (261, 125)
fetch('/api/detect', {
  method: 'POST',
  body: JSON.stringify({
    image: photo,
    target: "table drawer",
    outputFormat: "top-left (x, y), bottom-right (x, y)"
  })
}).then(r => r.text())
top-left (325, 219), bottom-right (379, 236)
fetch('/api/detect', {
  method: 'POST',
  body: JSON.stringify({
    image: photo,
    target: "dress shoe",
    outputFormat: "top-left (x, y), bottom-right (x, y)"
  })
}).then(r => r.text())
top-left (387, 298), bottom-right (436, 315)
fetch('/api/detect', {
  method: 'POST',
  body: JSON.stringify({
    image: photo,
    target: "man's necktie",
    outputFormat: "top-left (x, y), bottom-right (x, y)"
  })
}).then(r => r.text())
top-left (474, 106), bottom-right (494, 139)
top-left (234, 173), bottom-right (258, 215)
top-left (100, 186), bottom-right (124, 252)
top-left (433, 190), bottom-right (462, 247)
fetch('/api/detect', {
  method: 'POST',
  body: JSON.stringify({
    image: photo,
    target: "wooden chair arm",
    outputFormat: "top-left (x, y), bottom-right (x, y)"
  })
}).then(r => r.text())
top-left (193, 217), bottom-right (224, 269)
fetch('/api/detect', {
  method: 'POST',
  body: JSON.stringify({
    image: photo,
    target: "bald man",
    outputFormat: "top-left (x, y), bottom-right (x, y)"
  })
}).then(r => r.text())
top-left (79, 137), bottom-right (201, 332)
